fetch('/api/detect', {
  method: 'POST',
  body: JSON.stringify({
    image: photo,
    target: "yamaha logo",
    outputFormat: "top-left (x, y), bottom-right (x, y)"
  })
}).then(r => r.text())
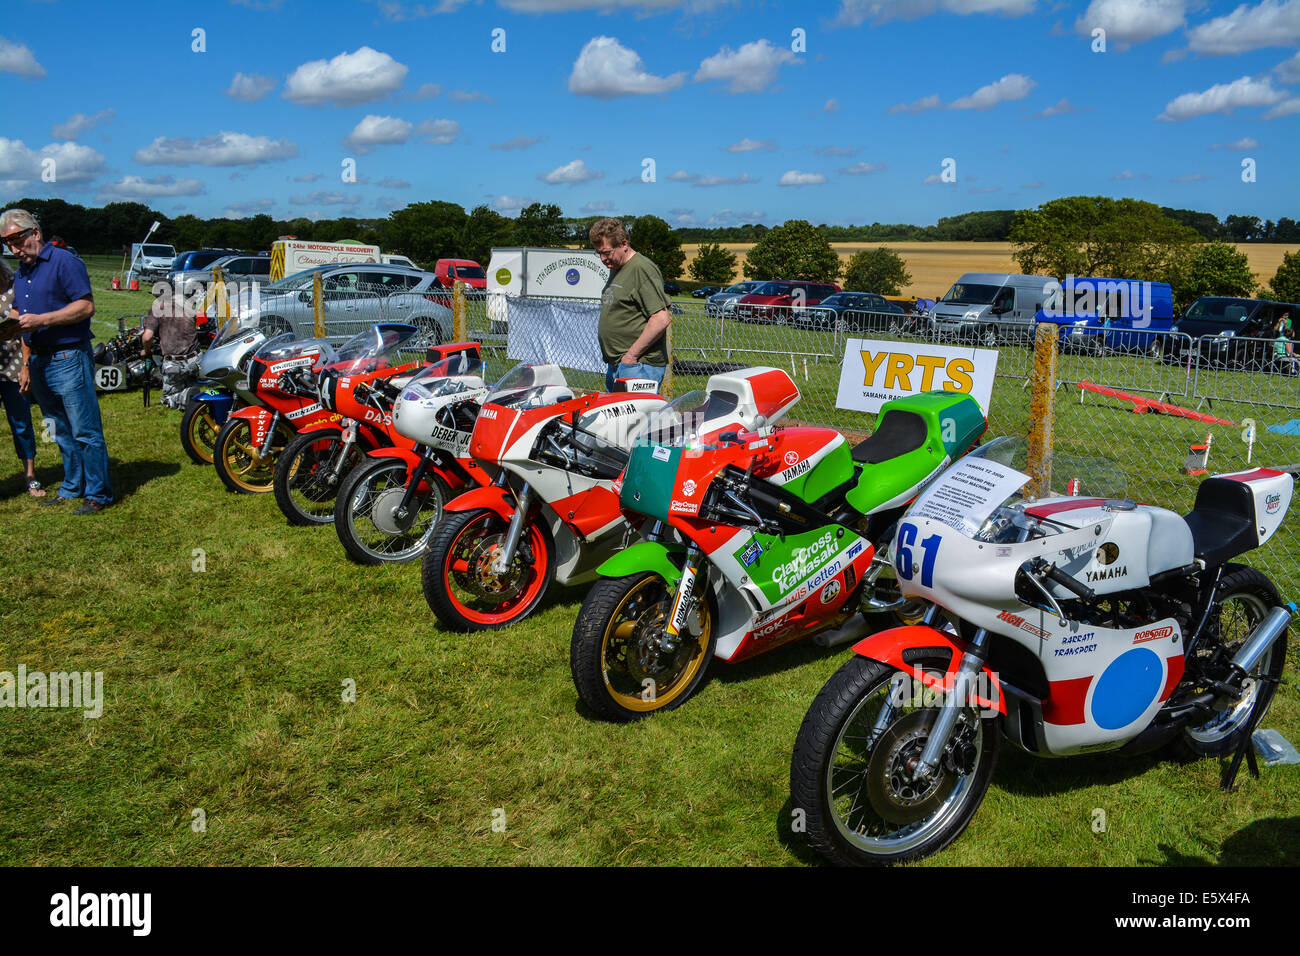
top-left (784, 450), bottom-right (799, 466)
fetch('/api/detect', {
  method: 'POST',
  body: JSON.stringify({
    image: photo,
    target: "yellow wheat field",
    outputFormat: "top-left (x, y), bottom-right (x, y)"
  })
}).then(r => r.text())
top-left (686, 241), bottom-right (1300, 299)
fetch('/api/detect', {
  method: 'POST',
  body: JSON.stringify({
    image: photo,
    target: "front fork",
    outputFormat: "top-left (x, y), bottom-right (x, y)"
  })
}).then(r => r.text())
top-left (912, 623), bottom-right (990, 781)
top-left (257, 410), bottom-right (282, 460)
top-left (661, 543), bottom-right (704, 651)
top-left (393, 447), bottom-right (433, 520)
top-left (490, 482), bottom-right (534, 574)
top-left (324, 420), bottom-right (359, 483)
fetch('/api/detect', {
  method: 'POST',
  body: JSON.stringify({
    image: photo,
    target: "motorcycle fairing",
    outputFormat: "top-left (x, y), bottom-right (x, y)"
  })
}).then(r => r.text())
top-left (228, 405), bottom-right (276, 445)
top-left (1183, 468), bottom-right (1293, 564)
top-left (444, 484), bottom-right (516, 520)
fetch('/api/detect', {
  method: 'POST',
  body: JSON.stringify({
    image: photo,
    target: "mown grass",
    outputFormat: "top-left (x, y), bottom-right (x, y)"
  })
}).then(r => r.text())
top-left (2, 338), bottom-right (1299, 865)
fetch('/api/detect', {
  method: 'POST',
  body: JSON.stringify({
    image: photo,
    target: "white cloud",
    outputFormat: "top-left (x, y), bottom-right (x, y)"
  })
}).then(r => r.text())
top-left (695, 39), bottom-right (799, 94)
top-left (450, 89), bottom-right (496, 103)
top-left (0, 36), bottom-right (45, 78)
top-left (50, 109), bottom-right (115, 141)
top-left (293, 172), bottom-right (322, 182)
top-left (134, 131), bottom-right (299, 166)
top-left (968, 185), bottom-right (1001, 193)
top-left (1172, 173), bottom-right (1208, 182)
top-left (703, 208), bottom-right (766, 227)
top-left (1264, 96), bottom-right (1300, 117)
top-left (491, 194), bottom-right (533, 215)
top-left (1158, 75), bottom-right (1286, 120)
top-left (922, 173), bottom-right (947, 184)
top-left (949, 73), bottom-right (1035, 110)
top-left (0, 138), bottom-right (106, 184)
top-left (413, 82), bottom-right (442, 99)
top-left (695, 172), bottom-right (758, 187)
top-left (726, 137), bottom-right (777, 152)
top-left (568, 36), bottom-right (686, 98)
top-left (669, 170), bottom-right (699, 181)
top-left (343, 115), bottom-right (413, 153)
top-left (223, 199), bottom-right (276, 217)
top-left (289, 190), bottom-right (361, 205)
top-left (1036, 97), bottom-right (1078, 117)
top-left (539, 159), bottom-right (603, 184)
top-left (227, 72), bottom-right (277, 102)
top-left (1211, 136), bottom-right (1260, 149)
top-left (377, 176), bottom-right (412, 188)
top-left (824, 98), bottom-right (840, 113)
top-left (836, 0), bottom-right (1035, 27)
top-left (888, 93), bottom-right (942, 113)
top-left (1022, 180), bottom-right (1044, 188)
top-left (1274, 51), bottom-right (1300, 83)
top-left (97, 175), bottom-right (206, 201)
top-left (416, 118), bottom-right (461, 144)
top-left (491, 134), bottom-right (544, 150)
top-left (283, 46), bottom-right (408, 106)
top-left (815, 145), bottom-right (858, 156)
top-left (1113, 170), bottom-right (1135, 179)
top-left (841, 161), bottom-right (885, 174)
top-left (1073, 0), bottom-right (1186, 50)
top-left (1186, 0), bottom-right (1300, 55)
top-left (779, 170), bottom-right (828, 186)
top-left (370, 0), bottom-right (470, 19)
top-left (582, 200), bottom-right (615, 214)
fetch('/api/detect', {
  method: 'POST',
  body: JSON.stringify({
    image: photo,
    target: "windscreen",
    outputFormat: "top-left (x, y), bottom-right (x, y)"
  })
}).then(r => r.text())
top-left (942, 283), bottom-right (1001, 306)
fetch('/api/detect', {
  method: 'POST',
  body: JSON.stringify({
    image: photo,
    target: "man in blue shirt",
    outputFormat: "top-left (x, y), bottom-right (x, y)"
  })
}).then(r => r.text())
top-left (1, 208), bottom-right (113, 513)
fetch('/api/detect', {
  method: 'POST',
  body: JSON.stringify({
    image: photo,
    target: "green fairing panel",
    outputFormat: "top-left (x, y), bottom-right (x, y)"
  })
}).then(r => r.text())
top-left (842, 390), bottom-right (985, 514)
top-left (620, 443), bottom-right (681, 522)
top-left (597, 541), bottom-right (686, 583)
top-left (789, 436), bottom-right (853, 504)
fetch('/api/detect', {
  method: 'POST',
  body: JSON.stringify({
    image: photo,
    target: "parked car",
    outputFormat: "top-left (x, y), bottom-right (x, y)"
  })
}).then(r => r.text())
top-left (663, 281), bottom-right (681, 297)
top-left (1166, 296), bottom-right (1300, 367)
top-left (805, 292), bottom-right (905, 332)
top-left (169, 249), bottom-right (239, 281)
top-left (691, 285), bottom-right (720, 299)
top-left (930, 272), bottom-right (1056, 345)
top-left (1034, 278), bottom-right (1175, 356)
top-left (705, 280), bottom-right (765, 318)
top-left (734, 280), bottom-right (841, 324)
top-left (170, 255), bottom-right (272, 297)
top-left (434, 258), bottom-right (486, 290)
top-left (130, 242), bottom-right (178, 281)
top-left (226, 263), bottom-right (452, 347)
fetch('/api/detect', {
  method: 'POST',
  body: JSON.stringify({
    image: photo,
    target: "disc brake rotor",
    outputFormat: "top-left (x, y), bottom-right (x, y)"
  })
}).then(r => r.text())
top-left (371, 486), bottom-right (417, 534)
top-left (459, 532), bottom-right (528, 602)
top-left (865, 709), bottom-right (959, 826)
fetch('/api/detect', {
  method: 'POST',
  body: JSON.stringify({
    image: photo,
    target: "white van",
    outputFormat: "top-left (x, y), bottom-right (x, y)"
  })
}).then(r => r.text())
top-left (130, 243), bottom-right (178, 281)
top-left (929, 272), bottom-right (1056, 346)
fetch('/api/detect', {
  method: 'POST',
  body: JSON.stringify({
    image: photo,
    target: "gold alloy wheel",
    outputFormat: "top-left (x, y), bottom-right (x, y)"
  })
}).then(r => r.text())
top-left (219, 420), bottom-right (290, 493)
top-left (599, 574), bottom-right (712, 714)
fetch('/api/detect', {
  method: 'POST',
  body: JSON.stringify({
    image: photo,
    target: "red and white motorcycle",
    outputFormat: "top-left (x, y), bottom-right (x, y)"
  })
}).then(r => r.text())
top-left (792, 439), bottom-right (1296, 865)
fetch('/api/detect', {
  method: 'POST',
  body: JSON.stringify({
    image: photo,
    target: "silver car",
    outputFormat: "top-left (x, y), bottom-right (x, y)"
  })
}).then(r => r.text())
top-left (169, 255), bottom-right (272, 297)
top-left (705, 280), bottom-right (764, 318)
top-left (231, 263), bottom-right (453, 347)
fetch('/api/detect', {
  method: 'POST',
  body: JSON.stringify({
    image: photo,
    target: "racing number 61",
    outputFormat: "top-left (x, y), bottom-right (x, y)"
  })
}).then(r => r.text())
top-left (895, 522), bottom-right (940, 587)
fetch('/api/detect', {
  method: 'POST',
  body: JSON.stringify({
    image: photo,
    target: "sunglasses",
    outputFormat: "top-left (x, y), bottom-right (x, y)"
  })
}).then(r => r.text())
top-left (2, 227), bottom-right (34, 249)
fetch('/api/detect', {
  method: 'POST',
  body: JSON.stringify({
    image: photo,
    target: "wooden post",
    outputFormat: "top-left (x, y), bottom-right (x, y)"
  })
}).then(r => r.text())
top-left (452, 280), bottom-right (465, 342)
top-left (313, 272), bottom-right (325, 339)
top-left (1026, 323), bottom-right (1058, 499)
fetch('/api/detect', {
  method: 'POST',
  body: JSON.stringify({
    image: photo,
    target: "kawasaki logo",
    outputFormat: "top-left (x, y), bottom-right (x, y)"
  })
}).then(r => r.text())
top-left (771, 531), bottom-right (839, 593)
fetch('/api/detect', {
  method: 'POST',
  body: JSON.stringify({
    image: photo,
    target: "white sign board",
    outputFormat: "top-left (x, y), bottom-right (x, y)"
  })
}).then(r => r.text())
top-left (835, 338), bottom-right (998, 415)
top-left (276, 241), bottom-right (381, 280)
top-left (487, 248), bottom-right (608, 300)
top-left (910, 458), bottom-right (1030, 538)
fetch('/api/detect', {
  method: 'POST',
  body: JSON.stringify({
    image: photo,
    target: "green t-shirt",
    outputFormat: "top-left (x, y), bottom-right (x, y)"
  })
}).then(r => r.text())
top-left (597, 252), bottom-right (671, 366)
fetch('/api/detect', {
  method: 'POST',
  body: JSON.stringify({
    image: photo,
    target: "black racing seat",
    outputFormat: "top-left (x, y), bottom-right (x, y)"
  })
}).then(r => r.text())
top-left (1182, 477), bottom-right (1258, 568)
top-left (851, 409), bottom-right (928, 464)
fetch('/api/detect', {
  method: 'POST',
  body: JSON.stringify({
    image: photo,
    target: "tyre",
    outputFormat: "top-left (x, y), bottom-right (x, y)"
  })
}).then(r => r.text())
top-left (180, 398), bottom-right (222, 466)
top-left (570, 572), bottom-right (717, 722)
top-left (790, 654), bottom-right (1000, 866)
top-left (1177, 565), bottom-right (1287, 759)
top-left (415, 316), bottom-right (443, 348)
top-left (273, 427), bottom-right (364, 526)
top-left (213, 416), bottom-right (294, 494)
top-left (335, 456), bottom-right (450, 564)
top-left (422, 507), bottom-right (555, 630)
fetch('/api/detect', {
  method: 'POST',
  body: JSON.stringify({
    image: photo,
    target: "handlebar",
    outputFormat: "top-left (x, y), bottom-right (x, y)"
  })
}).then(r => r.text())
top-left (1021, 559), bottom-right (1096, 601)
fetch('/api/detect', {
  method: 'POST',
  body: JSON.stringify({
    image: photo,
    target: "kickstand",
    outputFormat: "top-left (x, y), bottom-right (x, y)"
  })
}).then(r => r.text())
top-left (1220, 709), bottom-right (1264, 793)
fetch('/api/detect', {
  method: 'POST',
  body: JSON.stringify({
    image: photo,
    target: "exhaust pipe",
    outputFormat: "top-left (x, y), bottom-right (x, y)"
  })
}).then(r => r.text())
top-left (812, 614), bottom-right (872, 649)
top-left (1230, 603), bottom-right (1295, 676)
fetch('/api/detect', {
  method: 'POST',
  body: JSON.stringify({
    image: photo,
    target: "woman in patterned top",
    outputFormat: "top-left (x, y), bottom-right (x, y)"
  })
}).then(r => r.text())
top-left (0, 258), bottom-right (44, 496)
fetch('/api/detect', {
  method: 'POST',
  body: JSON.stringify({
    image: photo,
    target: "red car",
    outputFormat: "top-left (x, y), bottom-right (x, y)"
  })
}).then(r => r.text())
top-left (434, 258), bottom-right (487, 291)
top-left (735, 280), bottom-right (842, 324)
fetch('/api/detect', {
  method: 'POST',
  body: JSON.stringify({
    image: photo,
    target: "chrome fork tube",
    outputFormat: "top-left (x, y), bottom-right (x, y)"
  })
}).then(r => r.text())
top-left (491, 482), bottom-right (533, 574)
top-left (257, 411), bottom-right (282, 459)
top-left (914, 626), bottom-right (989, 780)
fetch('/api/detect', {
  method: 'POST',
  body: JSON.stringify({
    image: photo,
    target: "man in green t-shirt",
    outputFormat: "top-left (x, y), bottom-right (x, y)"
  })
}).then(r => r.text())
top-left (590, 218), bottom-right (672, 391)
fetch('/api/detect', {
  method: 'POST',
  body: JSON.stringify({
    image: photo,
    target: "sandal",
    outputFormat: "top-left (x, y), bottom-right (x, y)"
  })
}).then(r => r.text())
top-left (27, 479), bottom-right (46, 498)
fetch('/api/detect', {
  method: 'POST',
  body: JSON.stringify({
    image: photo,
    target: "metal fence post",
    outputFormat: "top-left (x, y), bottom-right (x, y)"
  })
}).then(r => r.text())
top-left (1027, 323), bottom-right (1058, 498)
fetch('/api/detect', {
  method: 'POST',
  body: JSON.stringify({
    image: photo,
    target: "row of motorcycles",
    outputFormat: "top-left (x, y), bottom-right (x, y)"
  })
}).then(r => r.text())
top-left (171, 312), bottom-right (1296, 866)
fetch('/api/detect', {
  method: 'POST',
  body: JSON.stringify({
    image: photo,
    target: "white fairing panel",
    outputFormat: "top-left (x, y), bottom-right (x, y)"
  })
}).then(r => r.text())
top-left (1215, 468), bottom-right (1293, 546)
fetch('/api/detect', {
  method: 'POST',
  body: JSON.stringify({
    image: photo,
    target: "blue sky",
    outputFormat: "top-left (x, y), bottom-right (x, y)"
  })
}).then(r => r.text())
top-left (2, 0), bottom-right (1297, 228)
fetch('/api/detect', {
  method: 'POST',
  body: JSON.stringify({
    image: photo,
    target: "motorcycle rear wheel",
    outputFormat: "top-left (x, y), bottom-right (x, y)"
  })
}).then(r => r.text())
top-left (273, 427), bottom-right (364, 526)
top-left (180, 398), bottom-right (222, 466)
top-left (790, 654), bottom-right (999, 866)
top-left (335, 456), bottom-right (449, 564)
top-left (213, 417), bottom-right (294, 494)
top-left (422, 507), bottom-right (555, 630)
top-left (1177, 564), bottom-right (1286, 759)
top-left (570, 572), bottom-right (717, 722)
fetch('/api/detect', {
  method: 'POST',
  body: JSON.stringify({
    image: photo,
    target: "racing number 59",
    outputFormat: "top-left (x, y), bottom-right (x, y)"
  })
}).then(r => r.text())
top-left (895, 522), bottom-right (940, 587)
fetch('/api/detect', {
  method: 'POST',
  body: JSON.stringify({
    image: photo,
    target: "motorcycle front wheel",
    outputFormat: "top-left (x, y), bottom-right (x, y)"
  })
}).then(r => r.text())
top-left (569, 572), bottom-right (716, 722)
top-left (335, 456), bottom-right (449, 565)
top-left (213, 417), bottom-right (295, 494)
top-left (273, 427), bottom-right (365, 526)
top-left (180, 398), bottom-right (223, 466)
top-left (790, 655), bottom-right (1000, 866)
top-left (422, 507), bottom-right (555, 630)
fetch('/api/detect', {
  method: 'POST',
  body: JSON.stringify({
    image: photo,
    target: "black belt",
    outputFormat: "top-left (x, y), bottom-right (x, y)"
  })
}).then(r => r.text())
top-left (30, 342), bottom-right (90, 357)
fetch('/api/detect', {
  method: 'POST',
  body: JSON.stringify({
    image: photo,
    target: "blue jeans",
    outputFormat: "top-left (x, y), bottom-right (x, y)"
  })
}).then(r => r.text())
top-left (0, 378), bottom-right (37, 463)
top-left (605, 361), bottom-right (667, 392)
top-left (28, 343), bottom-right (113, 504)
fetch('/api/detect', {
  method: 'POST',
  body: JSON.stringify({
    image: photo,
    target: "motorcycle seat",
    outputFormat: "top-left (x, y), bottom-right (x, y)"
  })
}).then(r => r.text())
top-left (851, 409), bottom-right (927, 464)
top-left (1182, 477), bottom-right (1258, 568)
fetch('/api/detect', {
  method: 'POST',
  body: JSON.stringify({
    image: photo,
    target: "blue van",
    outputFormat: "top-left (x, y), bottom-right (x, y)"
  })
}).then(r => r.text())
top-left (1034, 277), bottom-right (1174, 355)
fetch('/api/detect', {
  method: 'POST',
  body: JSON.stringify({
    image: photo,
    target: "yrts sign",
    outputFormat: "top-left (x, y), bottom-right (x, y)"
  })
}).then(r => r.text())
top-left (835, 338), bottom-right (998, 415)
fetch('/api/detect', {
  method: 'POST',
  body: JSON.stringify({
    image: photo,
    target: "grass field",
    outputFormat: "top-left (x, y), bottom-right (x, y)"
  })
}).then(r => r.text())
top-left (2, 318), bottom-right (1298, 866)
top-left (683, 242), bottom-right (1300, 299)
